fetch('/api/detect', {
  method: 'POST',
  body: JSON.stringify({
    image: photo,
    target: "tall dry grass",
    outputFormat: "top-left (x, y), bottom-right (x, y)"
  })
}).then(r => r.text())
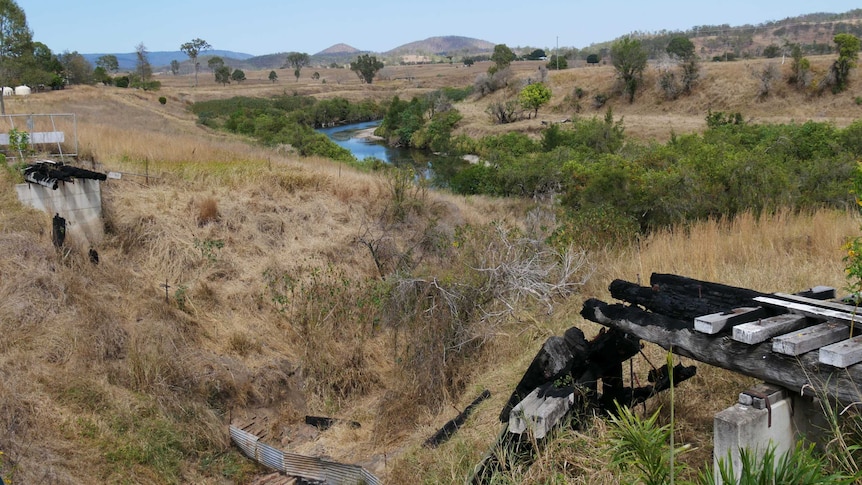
top-left (386, 208), bottom-right (861, 483)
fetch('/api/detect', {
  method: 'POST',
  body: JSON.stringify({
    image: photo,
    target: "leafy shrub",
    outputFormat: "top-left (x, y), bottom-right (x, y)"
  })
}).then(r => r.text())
top-left (158, 96), bottom-right (167, 105)
top-left (706, 109), bottom-right (744, 128)
top-left (592, 93), bottom-right (608, 109)
top-left (441, 86), bottom-right (473, 102)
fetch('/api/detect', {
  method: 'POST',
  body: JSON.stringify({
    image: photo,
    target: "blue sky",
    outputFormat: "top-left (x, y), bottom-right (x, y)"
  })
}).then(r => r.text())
top-left (17, 0), bottom-right (862, 56)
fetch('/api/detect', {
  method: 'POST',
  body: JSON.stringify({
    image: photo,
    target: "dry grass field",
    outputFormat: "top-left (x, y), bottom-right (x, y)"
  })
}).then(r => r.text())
top-left (1, 53), bottom-right (861, 484)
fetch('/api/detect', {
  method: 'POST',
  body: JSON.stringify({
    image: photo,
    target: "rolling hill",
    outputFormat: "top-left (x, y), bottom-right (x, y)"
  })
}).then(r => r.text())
top-left (385, 35), bottom-right (495, 56)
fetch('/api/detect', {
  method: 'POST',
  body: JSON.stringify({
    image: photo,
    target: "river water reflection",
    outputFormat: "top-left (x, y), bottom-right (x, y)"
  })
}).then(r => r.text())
top-left (318, 120), bottom-right (467, 187)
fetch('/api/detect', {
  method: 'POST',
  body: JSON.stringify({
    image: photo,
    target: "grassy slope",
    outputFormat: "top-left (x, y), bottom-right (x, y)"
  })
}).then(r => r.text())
top-left (0, 53), bottom-right (860, 484)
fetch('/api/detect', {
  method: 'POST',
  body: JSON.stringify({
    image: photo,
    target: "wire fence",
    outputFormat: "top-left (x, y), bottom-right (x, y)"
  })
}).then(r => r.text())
top-left (229, 425), bottom-right (380, 485)
top-left (0, 113), bottom-right (78, 161)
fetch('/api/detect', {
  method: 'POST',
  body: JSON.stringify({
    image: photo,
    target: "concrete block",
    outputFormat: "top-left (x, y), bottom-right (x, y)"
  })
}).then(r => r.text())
top-left (772, 321), bottom-right (850, 356)
top-left (714, 397), bottom-right (794, 485)
top-left (819, 335), bottom-right (862, 368)
top-left (733, 314), bottom-right (808, 345)
top-left (15, 179), bottom-right (104, 247)
top-left (695, 307), bottom-right (767, 335)
top-left (508, 387), bottom-right (574, 440)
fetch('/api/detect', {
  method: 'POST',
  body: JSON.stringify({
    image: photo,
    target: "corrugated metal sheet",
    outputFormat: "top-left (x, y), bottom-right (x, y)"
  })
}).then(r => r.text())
top-left (230, 426), bottom-right (259, 458)
top-left (258, 442), bottom-right (286, 473)
top-left (282, 451), bottom-right (326, 481)
top-left (229, 425), bottom-right (380, 485)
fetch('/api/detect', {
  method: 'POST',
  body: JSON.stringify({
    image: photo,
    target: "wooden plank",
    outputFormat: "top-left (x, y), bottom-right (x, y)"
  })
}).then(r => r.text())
top-left (772, 321), bottom-right (850, 356)
top-left (754, 296), bottom-right (862, 326)
top-left (694, 307), bottom-right (767, 335)
top-left (732, 314), bottom-right (808, 345)
top-left (771, 292), bottom-right (856, 314)
top-left (820, 336), bottom-right (862, 368)
top-left (580, 298), bottom-right (862, 405)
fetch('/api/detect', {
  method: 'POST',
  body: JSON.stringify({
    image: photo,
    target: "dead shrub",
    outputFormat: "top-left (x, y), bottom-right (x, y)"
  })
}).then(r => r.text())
top-left (380, 222), bottom-right (594, 423)
top-left (197, 197), bottom-right (219, 226)
top-left (228, 332), bottom-right (261, 356)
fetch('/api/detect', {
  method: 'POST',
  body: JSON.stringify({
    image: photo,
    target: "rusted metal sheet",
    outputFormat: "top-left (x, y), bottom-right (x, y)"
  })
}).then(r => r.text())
top-left (229, 425), bottom-right (380, 485)
top-left (282, 451), bottom-right (326, 481)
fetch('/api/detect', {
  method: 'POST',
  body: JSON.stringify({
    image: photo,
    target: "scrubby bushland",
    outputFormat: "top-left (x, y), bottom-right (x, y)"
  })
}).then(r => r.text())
top-left (448, 111), bottom-right (859, 240)
top-left (375, 90), bottom-right (465, 152)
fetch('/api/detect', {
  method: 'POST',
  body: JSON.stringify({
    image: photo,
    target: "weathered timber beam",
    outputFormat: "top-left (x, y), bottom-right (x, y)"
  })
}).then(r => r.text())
top-left (609, 273), bottom-right (768, 320)
top-left (425, 390), bottom-right (491, 448)
top-left (498, 328), bottom-right (588, 422)
top-left (581, 298), bottom-right (862, 405)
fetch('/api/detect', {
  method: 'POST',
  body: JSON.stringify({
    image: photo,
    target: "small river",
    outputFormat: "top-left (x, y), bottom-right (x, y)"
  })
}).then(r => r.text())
top-left (318, 120), bottom-right (467, 187)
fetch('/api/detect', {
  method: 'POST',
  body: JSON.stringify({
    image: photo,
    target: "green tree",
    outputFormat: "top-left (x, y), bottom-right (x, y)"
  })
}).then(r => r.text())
top-left (0, 0), bottom-right (33, 114)
top-left (586, 53), bottom-right (600, 65)
top-left (666, 36), bottom-right (699, 95)
top-left (285, 52), bottom-right (309, 81)
top-left (763, 44), bottom-right (781, 58)
top-left (611, 36), bottom-right (648, 103)
top-left (134, 42), bottom-right (152, 86)
top-left (350, 54), bottom-right (384, 84)
top-left (170, 59), bottom-right (180, 75)
top-left (666, 36), bottom-right (695, 60)
top-left (268, 70), bottom-right (277, 83)
top-left (230, 68), bottom-right (245, 83)
top-left (519, 82), bottom-right (551, 118)
top-left (180, 38), bottom-right (210, 87)
top-left (95, 54), bottom-right (118, 73)
top-left (207, 55), bottom-right (224, 73)
top-left (93, 66), bottom-right (110, 85)
top-left (59, 50), bottom-right (92, 84)
top-left (547, 54), bottom-right (568, 70)
top-left (21, 41), bottom-right (60, 87)
top-left (830, 33), bottom-right (860, 93)
top-left (214, 65), bottom-right (230, 85)
top-left (527, 48), bottom-right (546, 60)
top-left (490, 43), bottom-right (515, 73)
top-left (788, 43), bottom-right (812, 89)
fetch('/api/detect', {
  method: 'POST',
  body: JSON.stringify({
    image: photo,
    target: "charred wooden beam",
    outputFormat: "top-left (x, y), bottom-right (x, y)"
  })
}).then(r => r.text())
top-left (498, 327), bottom-right (640, 422)
top-left (498, 327), bottom-right (588, 422)
top-left (581, 298), bottom-right (862, 405)
top-left (424, 390), bottom-right (491, 448)
top-left (304, 415), bottom-right (360, 431)
top-left (57, 163), bottom-right (107, 181)
top-left (609, 273), bottom-right (768, 321)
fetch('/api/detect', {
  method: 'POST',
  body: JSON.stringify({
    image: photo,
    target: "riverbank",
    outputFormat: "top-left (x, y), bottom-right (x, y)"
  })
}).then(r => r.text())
top-left (355, 127), bottom-right (384, 142)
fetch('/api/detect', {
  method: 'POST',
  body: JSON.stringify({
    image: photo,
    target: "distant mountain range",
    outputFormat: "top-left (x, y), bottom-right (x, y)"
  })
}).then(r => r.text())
top-left (82, 36), bottom-right (495, 71)
top-left (81, 50), bottom-right (254, 71)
